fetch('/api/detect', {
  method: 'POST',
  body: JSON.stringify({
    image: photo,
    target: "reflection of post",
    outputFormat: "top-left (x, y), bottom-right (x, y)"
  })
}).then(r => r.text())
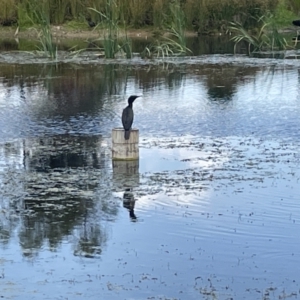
top-left (112, 159), bottom-right (139, 175)
top-left (112, 160), bottom-right (139, 190)
top-left (112, 160), bottom-right (139, 221)
top-left (112, 128), bottom-right (139, 160)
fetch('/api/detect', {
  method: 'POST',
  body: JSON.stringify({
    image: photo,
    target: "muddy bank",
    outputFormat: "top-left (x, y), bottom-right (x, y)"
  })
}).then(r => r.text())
top-left (0, 25), bottom-right (198, 41)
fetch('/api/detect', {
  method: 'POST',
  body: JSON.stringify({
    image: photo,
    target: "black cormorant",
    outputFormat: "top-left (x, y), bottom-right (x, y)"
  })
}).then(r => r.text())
top-left (121, 95), bottom-right (140, 140)
top-left (86, 18), bottom-right (96, 28)
top-left (293, 20), bottom-right (300, 26)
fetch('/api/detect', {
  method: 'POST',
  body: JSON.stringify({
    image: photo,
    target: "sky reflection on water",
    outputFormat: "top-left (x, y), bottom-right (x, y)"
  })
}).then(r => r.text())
top-left (0, 61), bottom-right (300, 140)
top-left (0, 58), bottom-right (300, 299)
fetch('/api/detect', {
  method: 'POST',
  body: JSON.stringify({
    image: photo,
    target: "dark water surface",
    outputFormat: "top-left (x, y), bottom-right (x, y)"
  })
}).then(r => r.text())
top-left (1, 48), bottom-right (300, 299)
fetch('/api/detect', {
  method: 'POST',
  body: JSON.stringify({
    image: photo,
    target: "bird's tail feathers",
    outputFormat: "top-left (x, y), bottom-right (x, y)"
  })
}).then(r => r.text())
top-left (124, 130), bottom-right (130, 140)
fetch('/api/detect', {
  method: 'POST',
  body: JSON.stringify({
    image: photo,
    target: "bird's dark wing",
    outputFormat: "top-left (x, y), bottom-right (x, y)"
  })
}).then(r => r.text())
top-left (122, 107), bottom-right (134, 130)
top-left (293, 20), bottom-right (300, 26)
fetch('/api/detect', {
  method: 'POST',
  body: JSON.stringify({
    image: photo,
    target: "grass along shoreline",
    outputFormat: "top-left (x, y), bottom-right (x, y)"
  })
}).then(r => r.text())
top-left (1, 24), bottom-right (297, 39)
top-left (0, 25), bottom-right (296, 42)
top-left (0, 25), bottom-right (199, 40)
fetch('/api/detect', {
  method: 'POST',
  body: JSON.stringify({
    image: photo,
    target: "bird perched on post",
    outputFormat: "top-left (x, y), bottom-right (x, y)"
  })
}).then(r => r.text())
top-left (121, 95), bottom-right (140, 140)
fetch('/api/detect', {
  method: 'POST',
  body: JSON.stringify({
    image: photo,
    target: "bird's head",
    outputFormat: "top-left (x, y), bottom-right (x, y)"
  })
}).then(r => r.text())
top-left (128, 95), bottom-right (140, 104)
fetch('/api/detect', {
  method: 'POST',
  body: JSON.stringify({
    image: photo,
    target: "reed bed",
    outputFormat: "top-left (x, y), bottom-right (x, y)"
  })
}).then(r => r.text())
top-left (88, 0), bottom-right (132, 59)
top-left (0, 0), bottom-right (297, 58)
top-left (229, 12), bottom-right (290, 54)
top-left (0, 0), bottom-right (286, 32)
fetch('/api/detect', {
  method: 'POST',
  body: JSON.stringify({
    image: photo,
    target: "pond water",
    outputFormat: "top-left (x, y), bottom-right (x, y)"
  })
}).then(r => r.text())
top-left (1, 37), bottom-right (300, 300)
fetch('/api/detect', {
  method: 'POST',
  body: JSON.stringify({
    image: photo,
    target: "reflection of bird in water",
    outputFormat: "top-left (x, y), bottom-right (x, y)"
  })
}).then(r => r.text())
top-left (123, 188), bottom-right (134, 201)
top-left (129, 209), bottom-right (137, 220)
top-left (121, 95), bottom-right (140, 140)
top-left (123, 188), bottom-right (137, 221)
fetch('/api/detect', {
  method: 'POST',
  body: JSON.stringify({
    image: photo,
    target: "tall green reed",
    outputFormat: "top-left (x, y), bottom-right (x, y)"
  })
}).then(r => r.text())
top-left (3, 0), bottom-right (284, 34)
top-left (89, 0), bottom-right (132, 59)
top-left (19, 0), bottom-right (57, 59)
top-left (142, 0), bottom-right (191, 59)
top-left (50, 0), bottom-right (68, 24)
top-left (287, 0), bottom-right (300, 15)
top-left (0, 0), bottom-right (17, 23)
top-left (168, 0), bottom-right (187, 50)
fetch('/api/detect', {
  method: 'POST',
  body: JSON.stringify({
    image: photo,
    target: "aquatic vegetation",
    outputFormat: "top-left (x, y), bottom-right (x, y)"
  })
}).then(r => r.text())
top-left (35, 26), bottom-right (57, 59)
top-left (0, 0), bottom-right (282, 33)
top-left (88, 0), bottom-right (132, 59)
top-left (287, 0), bottom-right (300, 16)
top-left (141, 0), bottom-right (192, 59)
top-left (121, 0), bottom-right (153, 27)
top-left (272, 0), bottom-right (296, 27)
top-left (141, 38), bottom-right (187, 59)
top-left (168, 0), bottom-right (187, 50)
top-left (18, 0), bottom-right (57, 59)
top-left (229, 14), bottom-right (290, 54)
top-left (184, 0), bottom-right (279, 33)
top-left (152, 0), bottom-right (166, 28)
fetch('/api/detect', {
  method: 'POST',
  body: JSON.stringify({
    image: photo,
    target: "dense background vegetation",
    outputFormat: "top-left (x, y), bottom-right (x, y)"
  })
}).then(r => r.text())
top-left (0, 0), bottom-right (299, 32)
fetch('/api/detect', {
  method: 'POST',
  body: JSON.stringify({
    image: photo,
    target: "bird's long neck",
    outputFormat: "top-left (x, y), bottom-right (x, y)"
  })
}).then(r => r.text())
top-left (128, 102), bottom-right (133, 108)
